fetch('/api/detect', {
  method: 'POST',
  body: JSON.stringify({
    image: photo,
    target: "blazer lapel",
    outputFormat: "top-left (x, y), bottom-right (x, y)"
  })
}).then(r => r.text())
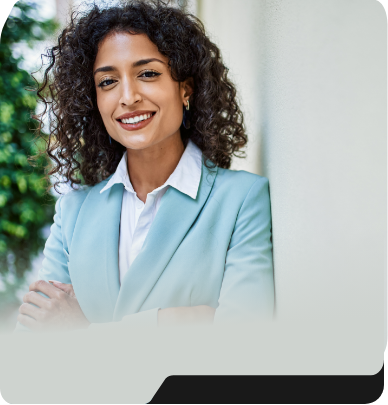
top-left (113, 162), bottom-right (218, 321)
top-left (70, 177), bottom-right (123, 323)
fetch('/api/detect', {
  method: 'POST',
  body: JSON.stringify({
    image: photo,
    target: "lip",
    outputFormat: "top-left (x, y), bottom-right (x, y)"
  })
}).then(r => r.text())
top-left (117, 111), bottom-right (156, 131)
top-left (116, 110), bottom-right (156, 120)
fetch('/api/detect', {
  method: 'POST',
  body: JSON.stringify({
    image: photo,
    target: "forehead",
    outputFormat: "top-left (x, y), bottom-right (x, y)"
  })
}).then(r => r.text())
top-left (94, 32), bottom-right (166, 67)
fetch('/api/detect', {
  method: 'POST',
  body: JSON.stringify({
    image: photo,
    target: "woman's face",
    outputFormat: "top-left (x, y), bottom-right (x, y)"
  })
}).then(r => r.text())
top-left (93, 31), bottom-right (192, 150)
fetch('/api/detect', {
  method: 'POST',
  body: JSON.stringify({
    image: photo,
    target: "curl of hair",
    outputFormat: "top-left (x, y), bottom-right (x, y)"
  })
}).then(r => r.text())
top-left (32, 0), bottom-right (248, 194)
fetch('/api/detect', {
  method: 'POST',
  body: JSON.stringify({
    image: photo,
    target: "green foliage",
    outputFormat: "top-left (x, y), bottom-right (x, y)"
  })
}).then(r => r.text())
top-left (0, 272), bottom-right (27, 327)
top-left (0, 0), bottom-right (59, 286)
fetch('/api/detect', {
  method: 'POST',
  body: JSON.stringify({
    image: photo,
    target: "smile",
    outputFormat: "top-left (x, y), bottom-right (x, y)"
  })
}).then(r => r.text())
top-left (117, 112), bottom-right (156, 131)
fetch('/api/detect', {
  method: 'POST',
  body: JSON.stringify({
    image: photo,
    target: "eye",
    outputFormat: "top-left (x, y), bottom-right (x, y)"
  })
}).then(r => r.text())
top-left (97, 79), bottom-right (116, 88)
top-left (140, 70), bottom-right (161, 78)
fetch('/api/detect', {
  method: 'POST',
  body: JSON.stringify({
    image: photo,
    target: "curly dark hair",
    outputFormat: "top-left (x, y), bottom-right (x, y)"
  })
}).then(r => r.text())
top-left (32, 0), bottom-right (248, 194)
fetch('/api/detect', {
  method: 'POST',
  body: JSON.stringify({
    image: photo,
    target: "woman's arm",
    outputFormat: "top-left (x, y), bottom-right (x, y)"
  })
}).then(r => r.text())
top-left (15, 195), bottom-right (210, 331)
top-left (17, 280), bottom-right (90, 331)
top-left (213, 176), bottom-right (275, 324)
top-left (18, 280), bottom-right (215, 330)
top-left (14, 195), bottom-right (71, 332)
top-left (15, 195), bottom-right (162, 332)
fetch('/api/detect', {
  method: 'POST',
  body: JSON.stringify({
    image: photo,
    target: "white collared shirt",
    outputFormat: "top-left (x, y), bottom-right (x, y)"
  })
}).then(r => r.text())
top-left (100, 139), bottom-right (203, 285)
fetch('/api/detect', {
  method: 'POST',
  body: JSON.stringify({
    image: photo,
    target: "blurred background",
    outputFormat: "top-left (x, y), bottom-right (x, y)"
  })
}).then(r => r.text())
top-left (0, 0), bottom-right (386, 361)
top-left (0, 0), bottom-right (58, 332)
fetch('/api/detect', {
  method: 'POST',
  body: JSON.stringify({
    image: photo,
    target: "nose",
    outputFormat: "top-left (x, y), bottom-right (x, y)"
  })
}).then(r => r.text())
top-left (119, 76), bottom-right (142, 106)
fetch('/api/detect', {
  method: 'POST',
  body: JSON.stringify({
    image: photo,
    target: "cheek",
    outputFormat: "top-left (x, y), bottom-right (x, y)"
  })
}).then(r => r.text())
top-left (158, 92), bottom-right (184, 129)
top-left (96, 92), bottom-right (115, 123)
top-left (168, 101), bottom-right (184, 130)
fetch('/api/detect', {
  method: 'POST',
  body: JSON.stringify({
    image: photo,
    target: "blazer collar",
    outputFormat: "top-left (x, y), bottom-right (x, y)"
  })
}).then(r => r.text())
top-left (69, 158), bottom-right (218, 323)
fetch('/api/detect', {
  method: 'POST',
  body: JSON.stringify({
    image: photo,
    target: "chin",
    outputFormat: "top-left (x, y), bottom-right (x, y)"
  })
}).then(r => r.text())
top-left (118, 134), bottom-right (159, 151)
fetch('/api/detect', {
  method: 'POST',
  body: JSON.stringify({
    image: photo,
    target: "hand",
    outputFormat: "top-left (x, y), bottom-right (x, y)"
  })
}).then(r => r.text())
top-left (17, 280), bottom-right (91, 332)
top-left (157, 305), bottom-right (215, 327)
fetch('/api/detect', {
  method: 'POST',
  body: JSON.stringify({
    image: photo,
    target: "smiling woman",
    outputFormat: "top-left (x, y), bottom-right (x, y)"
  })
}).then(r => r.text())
top-left (92, 31), bottom-right (194, 204)
top-left (15, 0), bottom-right (275, 332)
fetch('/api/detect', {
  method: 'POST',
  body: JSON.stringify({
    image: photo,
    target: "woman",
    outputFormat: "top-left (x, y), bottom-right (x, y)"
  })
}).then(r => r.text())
top-left (16, 0), bottom-right (274, 332)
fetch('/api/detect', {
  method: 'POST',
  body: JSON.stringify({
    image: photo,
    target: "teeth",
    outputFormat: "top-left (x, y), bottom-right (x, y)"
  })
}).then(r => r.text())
top-left (121, 113), bottom-right (152, 124)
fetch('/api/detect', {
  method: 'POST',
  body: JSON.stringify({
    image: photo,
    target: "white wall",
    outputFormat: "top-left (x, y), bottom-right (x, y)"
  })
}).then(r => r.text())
top-left (198, 0), bottom-right (264, 174)
top-left (255, 0), bottom-right (386, 323)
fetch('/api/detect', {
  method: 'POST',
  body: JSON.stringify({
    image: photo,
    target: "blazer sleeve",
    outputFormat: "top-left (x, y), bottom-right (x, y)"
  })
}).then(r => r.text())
top-left (14, 195), bottom-right (70, 332)
top-left (14, 195), bottom-right (158, 332)
top-left (213, 176), bottom-right (275, 324)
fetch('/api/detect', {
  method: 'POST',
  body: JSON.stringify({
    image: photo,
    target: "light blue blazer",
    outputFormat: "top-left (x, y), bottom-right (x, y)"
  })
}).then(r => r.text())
top-left (18, 159), bottom-right (274, 329)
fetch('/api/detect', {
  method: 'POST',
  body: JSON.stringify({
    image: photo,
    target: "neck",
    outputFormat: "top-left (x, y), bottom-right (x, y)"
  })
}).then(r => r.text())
top-left (126, 132), bottom-right (185, 203)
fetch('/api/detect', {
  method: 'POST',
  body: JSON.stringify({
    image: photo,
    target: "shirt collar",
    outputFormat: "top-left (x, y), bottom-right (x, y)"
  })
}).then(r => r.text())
top-left (100, 139), bottom-right (203, 199)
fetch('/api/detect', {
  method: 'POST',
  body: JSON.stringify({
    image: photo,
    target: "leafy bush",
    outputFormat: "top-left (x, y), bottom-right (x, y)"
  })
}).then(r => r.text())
top-left (0, 0), bottom-right (58, 294)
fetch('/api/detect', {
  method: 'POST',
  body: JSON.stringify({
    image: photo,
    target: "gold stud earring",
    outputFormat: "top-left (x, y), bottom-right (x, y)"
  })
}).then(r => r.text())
top-left (182, 99), bottom-right (191, 129)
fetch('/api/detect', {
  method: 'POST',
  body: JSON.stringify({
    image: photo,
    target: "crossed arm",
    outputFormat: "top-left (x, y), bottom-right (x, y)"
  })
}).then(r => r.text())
top-left (17, 280), bottom-right (215, 331)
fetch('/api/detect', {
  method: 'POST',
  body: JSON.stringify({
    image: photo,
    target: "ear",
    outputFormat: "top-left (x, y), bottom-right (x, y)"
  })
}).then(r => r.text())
top-left (180, 77), bottom-right (194, 104)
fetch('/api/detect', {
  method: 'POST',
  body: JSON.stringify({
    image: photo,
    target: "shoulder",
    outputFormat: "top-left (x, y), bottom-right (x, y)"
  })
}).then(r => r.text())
top-left (57, 176), bottom-right (111, 214)
top-left (213, 166), bottom-right (270, 197)
top-left (213, 168), bottom-right (272, 225)
top-left (58, 185), bottom-right (90, 212)
top-left (52, 179), bottom-right (112, 243)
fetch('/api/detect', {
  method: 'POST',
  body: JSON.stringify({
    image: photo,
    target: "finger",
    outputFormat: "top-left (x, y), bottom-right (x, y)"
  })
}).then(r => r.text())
top-left (19, 302), bottom-right (42, 321)
top-left (17, 313), bottom-right (39, 330)
top-left (48, 281), bottom-right (75, 297)
top-left (29, 280), bottom-right (61, 299)
top-left (23, 291), bottom-right (51, 308)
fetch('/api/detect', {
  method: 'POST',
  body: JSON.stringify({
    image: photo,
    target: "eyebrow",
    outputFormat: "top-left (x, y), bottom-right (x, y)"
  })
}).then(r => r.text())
top-left (93, 58), bottom-right (165, 76)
